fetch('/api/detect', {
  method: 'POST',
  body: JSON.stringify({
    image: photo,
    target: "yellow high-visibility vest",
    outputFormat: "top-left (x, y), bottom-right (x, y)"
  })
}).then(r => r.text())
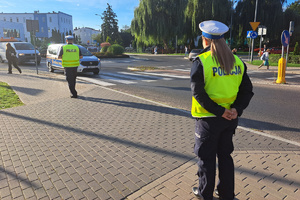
top-left (191, 51), bottom-right (244, 118)
top-left (62, 45), bottom-right (80, 67)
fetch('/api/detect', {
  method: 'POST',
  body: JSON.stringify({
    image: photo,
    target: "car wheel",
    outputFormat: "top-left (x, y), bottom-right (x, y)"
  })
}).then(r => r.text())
top-left (48, 62), bottom-right (54, 72)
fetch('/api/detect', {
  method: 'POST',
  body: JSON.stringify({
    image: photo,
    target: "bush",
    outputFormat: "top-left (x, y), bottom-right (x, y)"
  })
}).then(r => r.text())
top-left (269, 54), bottom-right (300, 64)
top-left (104, 52), bottom-right (114, 57)
top-left (101, 45), bottom-right (109, 53)
top-left (107, 44), bottom-right (124, 55)
top-left (289, 55), bottom-right (300, 64)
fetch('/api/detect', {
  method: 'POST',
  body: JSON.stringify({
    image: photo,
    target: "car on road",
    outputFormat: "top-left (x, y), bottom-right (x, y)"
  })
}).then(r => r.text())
top-left (46, 44), bottom-right (101, 74)
top-left (0, 42), bottom-right (41, 64)
top-left (188, 49), bottom-right (202, 61)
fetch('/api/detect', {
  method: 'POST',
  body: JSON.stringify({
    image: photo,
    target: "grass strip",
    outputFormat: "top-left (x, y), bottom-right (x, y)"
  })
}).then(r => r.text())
top-left (0, 82), bottom-right (24, 109)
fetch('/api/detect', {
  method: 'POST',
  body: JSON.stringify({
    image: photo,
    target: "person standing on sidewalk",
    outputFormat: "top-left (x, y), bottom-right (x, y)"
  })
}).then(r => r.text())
top-left (58, 35), bottom-right (82, 98)
top-left (6, 43), bottom-right (22, 74)
top-left (190, 20), bottom-right (254, 200)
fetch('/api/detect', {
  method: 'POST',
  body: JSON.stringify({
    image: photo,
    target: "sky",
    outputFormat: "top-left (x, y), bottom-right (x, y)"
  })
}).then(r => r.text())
top-left (0, 0), bottom-right (297, 31)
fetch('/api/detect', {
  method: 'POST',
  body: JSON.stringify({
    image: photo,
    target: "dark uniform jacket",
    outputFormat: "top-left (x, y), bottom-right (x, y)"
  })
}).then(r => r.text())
top-left (190, 46), bottom-right (254, 117)
top-left (6, 45), bottom-right (17, 61)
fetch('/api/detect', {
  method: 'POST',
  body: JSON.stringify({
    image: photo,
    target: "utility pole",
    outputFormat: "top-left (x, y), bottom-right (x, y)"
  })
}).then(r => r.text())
top-left (250, 0), bottom-right (258, 62)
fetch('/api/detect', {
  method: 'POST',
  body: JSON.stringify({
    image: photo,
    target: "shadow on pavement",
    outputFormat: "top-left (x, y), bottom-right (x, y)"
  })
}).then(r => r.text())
top-left (0, 166), bottom-right (40, 189)
top-left (0, 110), bottom-right (194, 162)
top-left (239, 118), bottom-right (300, 133)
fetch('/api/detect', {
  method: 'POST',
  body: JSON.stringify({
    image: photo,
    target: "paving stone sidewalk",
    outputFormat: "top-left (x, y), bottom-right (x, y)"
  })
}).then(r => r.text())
top-left (0, 69), bottom-right (300, 200)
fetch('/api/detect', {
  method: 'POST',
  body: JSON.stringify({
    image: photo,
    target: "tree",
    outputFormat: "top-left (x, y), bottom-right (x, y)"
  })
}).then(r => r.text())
top-left (294, 42), bottom-right (299, 55)
top-left (184, 0), bottom-right (231, 46)
top-left (284, 0), bottom-right (300, 45)
top-left (233, 0), bottom-right (289, 47)
top-left (92, 34), bottom-right (103, 46)
top-left (120, 28), bottom-right (134, 47)
top-left (51, 29), bottom-right (61, 43)
top-left (99, 3), bottom-right (120, 44)
top-left (131, 0), bottom-right (188, 50)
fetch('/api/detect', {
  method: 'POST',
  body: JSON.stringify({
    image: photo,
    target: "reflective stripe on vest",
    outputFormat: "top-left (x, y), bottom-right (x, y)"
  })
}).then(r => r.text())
top-left (62, 45), bottom-right (80, 67)
top-left (191, 51), bottom-right (245, 118)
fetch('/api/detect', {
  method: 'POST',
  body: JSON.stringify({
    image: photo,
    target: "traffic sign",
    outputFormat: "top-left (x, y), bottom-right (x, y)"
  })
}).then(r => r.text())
top-left (249, 22), bottom-right (260, 31)
top-left (281, 30), bottom-right (290, 47)
top-left (247, 31), bottom-right (252, 38)
top-left (26, 20), bottom-right (39, 33)
top-left (258, 27), bottom-right (267, 36)
top-left (250, 31), bottom-right (258, 39)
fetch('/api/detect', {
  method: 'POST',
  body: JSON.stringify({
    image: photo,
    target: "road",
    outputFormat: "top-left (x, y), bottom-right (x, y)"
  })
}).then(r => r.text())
top-left (2, 55), bottom-right (300, 143)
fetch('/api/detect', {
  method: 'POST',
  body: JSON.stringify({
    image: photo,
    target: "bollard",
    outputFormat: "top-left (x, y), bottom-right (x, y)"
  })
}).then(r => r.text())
top-left (276, 57), bottom-right (286, 84)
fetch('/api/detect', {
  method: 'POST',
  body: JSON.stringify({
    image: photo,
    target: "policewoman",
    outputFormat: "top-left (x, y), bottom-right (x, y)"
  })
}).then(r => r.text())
top-left (59, 35), bottom-right (82, 98)
top-left (191, 21), bottom-right (254, 200)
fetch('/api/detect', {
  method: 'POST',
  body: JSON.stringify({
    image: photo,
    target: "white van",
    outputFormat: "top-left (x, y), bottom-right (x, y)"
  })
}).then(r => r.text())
top-left (0, 42), bottom-right (41, 64)
top-left (46, 44), bottom-right (101, 74)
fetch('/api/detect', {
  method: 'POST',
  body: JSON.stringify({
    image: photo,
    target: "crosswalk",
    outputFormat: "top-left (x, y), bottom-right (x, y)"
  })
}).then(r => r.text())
top-left (78, 69), bottom-right (190, 86)
top-left (77, 68), bottom-right (300, 87)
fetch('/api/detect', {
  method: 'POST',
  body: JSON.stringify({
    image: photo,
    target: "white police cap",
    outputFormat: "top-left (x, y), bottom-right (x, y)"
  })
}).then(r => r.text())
top-left (199, 20), bottom-right (229, 39)
top-left (65, 35), bottom-right (74, 40)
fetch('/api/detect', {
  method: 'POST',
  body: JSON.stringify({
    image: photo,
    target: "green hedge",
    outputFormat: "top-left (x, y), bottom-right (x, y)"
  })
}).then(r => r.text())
top-left (269, 54), bottom-right (300, 64)
top-left (101, 46), bottom-right (109, 53)
top-left (107, 44), bottom-right (124, 55)
top-left (92, 52), bottom-right (129, 58)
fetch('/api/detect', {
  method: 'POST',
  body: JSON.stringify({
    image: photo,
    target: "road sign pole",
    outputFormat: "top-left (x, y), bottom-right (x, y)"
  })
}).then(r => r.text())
top-left (285, 21), bottom-right (293, 71)
top-left (250, 39), bottom-right (254, 62)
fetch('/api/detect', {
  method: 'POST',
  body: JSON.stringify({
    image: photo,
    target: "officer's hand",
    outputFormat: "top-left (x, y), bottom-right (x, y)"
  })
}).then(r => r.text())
top-left (230, 108), bottom-right (238, 119)
top-left (222, 109), bottom-right (234, 120)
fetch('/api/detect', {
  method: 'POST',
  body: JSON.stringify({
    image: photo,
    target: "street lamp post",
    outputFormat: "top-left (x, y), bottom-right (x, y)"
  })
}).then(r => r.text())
top-left (95, 14), bottom-right (104, 41)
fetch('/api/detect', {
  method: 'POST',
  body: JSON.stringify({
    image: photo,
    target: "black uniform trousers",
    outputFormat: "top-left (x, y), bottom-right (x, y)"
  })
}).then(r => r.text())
top-left (194, 117), bottom-right (238, 200)
top-left (64, 67), bottom-right (78, 97)
top-left (8, 58), bottom-right (21, 73)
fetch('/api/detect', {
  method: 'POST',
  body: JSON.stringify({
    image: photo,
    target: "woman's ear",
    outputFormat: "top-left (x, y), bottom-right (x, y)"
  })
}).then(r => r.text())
top-left (202, 37), bottom-right (209, 48)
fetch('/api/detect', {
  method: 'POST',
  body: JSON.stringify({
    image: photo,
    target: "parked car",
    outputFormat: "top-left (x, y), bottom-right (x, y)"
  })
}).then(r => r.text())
top-left (87, 46), bottom-right (99, 53)
top-left (0, 42), bottom-right (41, 64)
top-left (46, 44), bottom-right (101, 74)
top-left (188, 49), bottom-right (203, 61)
top-left (0, 42), bottom-right (6, 63)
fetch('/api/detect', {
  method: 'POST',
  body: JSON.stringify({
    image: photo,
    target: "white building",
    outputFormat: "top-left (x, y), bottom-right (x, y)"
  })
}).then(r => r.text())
top-left (0, 11), bottom-right (73, 43)
top-left (73, 27), bottom-right (101, 45)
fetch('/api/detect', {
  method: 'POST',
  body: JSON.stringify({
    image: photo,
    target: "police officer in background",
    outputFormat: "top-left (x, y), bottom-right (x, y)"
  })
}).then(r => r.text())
top-left (58, 35), bottom-right (82, 98)
top-left (191, 21), bottom-right (254, 200)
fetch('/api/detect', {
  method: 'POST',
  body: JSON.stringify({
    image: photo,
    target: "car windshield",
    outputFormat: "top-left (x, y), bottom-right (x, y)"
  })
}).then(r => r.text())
top-left (79, 46), bottom-right (93, 56)
top-left (14, 43), bottom-right (35, 50)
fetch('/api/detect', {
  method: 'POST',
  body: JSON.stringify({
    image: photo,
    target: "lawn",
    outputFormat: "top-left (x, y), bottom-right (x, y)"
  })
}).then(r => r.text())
top-left (0, 82), bottom-right (24, 109)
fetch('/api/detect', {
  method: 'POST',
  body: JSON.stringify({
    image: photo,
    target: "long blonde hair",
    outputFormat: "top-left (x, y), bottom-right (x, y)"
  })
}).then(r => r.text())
top-left (207, 38), bottom-right (235, 74)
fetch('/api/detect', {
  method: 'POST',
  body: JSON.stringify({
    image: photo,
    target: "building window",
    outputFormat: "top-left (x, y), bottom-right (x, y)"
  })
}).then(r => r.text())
top-left (3, 28), bottom-right (20, 38)
top-left (42, 17), bottom-right (45, 22)
top-left (10, 17), bottom-right (12, 22)
top-left (3, 17), bottom-right (6, 21)
top-left (49, 17), bottom-right (52, 23)
top-left (48, 27), bottom-right (50, 33)
top-left (16, 17), bottom-right (19, 22)
top-left (41, 27), bottom-right (44, 33)
top-left (23, 17), bottom-right (26, 23)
